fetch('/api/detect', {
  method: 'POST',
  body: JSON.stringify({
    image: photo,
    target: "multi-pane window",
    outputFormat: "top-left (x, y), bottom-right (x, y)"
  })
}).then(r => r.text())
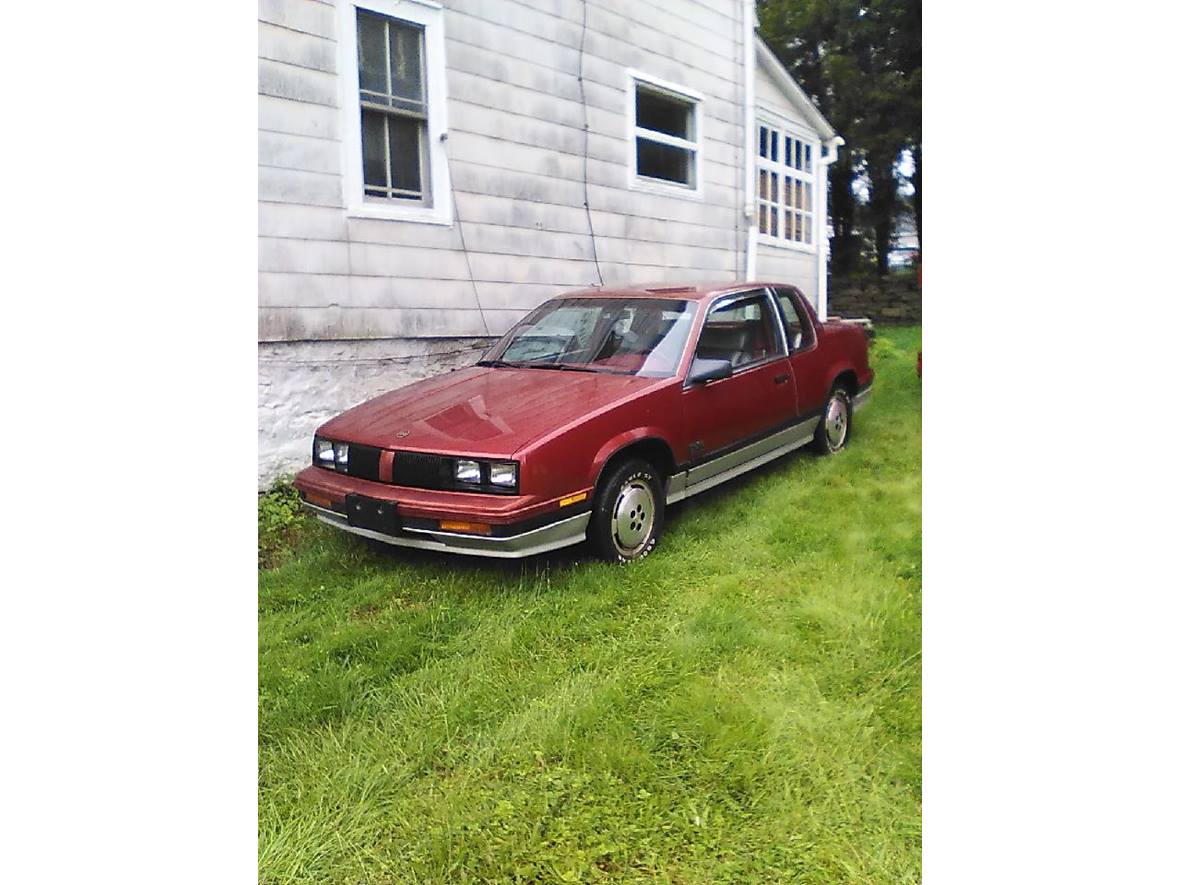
top-left (630, 74), bottom-right (701, 191)
top-left (757, 122), bottom-right (815, 246)
top-left (357, 10), bottom-right (428, 203)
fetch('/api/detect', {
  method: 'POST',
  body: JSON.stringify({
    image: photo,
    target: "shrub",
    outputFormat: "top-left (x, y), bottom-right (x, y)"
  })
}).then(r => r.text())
top-left (258, 479), bottom-right (305, 569)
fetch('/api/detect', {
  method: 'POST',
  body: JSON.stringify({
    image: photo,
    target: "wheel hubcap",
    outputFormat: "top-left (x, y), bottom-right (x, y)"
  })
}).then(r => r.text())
top-left (825, 397), bottom-right (848, 448)
top-left (611, 479), bottom-right (655, 554)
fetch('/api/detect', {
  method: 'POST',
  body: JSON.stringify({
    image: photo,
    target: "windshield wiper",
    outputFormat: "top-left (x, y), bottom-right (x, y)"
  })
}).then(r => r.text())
top-left (477, 359), bottom-right (597, 372)
top-left (526, 363), bottom-right (597, 373)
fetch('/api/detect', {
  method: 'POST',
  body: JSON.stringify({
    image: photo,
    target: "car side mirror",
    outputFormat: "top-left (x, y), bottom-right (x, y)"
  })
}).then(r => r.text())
top-left (687, 357), bottom-right (733, 385)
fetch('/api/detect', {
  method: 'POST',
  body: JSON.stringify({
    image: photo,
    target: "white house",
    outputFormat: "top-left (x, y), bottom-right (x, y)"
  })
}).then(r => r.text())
top-left (258, 0), bottom-right (840, 485)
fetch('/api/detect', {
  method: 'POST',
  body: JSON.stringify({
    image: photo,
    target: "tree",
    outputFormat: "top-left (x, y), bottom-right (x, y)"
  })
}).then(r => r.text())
top-left (758, 0), bottom-right (921, 274)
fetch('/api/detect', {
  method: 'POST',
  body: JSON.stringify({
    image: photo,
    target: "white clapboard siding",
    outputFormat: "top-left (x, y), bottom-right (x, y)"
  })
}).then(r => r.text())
top-left (588, 0), bottom-right (739, 57)
top-left (589, 212), bottom-right (738, 251)
top-left (446, 131), bottom-right (738, 194)
top-left (260, 237), bottom-right (351, 275)
top-left (446, 6), bottom-right (741, 108)
top-left (259, 95), bottom-right (341, 140)
top-left (450, 193), bottom-right (593, 235)
top-left (446, 41), bottom-right (582, 105)
top-left (260, 202), bottom-right (349, 240)
top-left (641, 0), bottom-right (740, 36)
top-left (258, 166), bottom-right (342, 208)
top-left (755, 65), bottom-right (811, 130)
top-left (259, 0), bottom-right (826, 342)
top-left (345, 217), bottom-right (465, 250)
top-left (593, 237), bottom-right (737, 272)
top-left (260, 306), bottom-right (492, 340)
top-left (446, 97), bottom-right (740, 177)
top-left (260, 273), bottom-right (486, 310)
top-left (445, 13), bottom-right (580, 76)
top-left (259, 129), bottom-right (342, 176)
top-left (258, 21), bottom-right (336, 73)
top-left (344, 277), bottom-right (483, 310)
top-left (460, 224), bottom-right (596, 261)
top-left (466, 253), bottom-right (601, 286)
top-left (470, 281), bottom-right (572, 311)
top-left (258, 57), bottom-right (337, 107)
top-left (259, 271), bottom-right (351, 308)
top-left (447, 0), bottom-right (742, 95)
top-left (758, 246), bottom-right (818, 302)
top-left (258, 0), bottom-right (337, 41)
top-left (348, 242), bottom-right (476, 280)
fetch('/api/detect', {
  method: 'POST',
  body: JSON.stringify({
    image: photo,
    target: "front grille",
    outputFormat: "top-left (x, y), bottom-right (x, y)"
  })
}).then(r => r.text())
top-left (392, 451), bottom-right (453, 490)
top-left (392, 451), bottom-right (517, 495)
top-left (344, 443), bottom-right (383, 482)
top-left (327, 444), bottom-right (514, 494)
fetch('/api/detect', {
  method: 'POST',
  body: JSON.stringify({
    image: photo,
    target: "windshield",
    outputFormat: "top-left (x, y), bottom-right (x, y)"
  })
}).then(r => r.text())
top-left (481, 297), bottom-right (697, 377)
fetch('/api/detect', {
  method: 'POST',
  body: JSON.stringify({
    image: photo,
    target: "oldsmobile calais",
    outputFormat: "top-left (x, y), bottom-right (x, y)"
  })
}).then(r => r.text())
top-left (294, 282), bottom-right (873, 562)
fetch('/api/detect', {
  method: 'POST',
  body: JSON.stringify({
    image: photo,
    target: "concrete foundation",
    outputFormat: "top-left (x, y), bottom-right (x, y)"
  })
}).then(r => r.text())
top-left (258, 337), bottom-right (493, 488)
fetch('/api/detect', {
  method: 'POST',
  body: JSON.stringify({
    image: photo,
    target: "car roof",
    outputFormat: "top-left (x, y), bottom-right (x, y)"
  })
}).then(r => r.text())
top-left (550, 281), bottom-right (791, 303)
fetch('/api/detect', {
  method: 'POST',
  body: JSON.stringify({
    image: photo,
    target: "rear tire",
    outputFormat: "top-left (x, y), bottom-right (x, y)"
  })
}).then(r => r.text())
top-left (589, 458), bottom-right (664, 563)
top-left (812, 386), bottom-right (852, 454)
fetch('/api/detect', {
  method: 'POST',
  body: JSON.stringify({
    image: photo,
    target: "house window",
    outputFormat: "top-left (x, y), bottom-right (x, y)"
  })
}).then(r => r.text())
top-left (627, 72), bottom-right (703, 194)
top-left (357, 11), bottom-right (427, 202)
top-left (339, 0), bottom-right (450, 224)
top-left (757, 120), bottom-right (816, 247)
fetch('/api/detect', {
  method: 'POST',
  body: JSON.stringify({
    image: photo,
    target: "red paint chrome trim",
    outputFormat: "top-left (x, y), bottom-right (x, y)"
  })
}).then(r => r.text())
top-left (294, 280), bottom-right (874, 557)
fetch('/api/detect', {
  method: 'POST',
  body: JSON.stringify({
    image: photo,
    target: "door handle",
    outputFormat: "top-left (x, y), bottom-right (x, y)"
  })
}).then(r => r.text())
top-left (774, 373), bottom-right (790, 384)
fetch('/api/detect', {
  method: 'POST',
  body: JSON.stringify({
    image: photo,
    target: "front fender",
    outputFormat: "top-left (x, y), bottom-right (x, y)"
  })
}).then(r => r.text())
top-left (590, 427), bottom-right (675, 487)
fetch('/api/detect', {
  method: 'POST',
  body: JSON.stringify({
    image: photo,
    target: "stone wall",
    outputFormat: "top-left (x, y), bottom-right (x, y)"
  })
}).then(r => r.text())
top-left (828, 274), bottom-right (922, 324)
top-left (258, 337), bottom-right (493, 488)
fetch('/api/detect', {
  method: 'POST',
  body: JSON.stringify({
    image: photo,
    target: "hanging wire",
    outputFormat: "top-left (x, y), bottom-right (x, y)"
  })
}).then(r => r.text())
top-left (577, 0), bottom-right (605, 287)
top-left (441, 133), bottom-right (492, 336)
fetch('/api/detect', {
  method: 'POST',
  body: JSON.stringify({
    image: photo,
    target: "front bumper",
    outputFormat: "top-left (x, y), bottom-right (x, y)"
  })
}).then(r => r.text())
top-left (293, 466), bottom-right (591, 559)
top-left (302, 501), bottom-right (590, 558)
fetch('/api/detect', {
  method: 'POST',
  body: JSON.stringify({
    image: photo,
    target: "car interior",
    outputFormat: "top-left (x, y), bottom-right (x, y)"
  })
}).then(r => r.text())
top-left (695, 297), bottom-right (780, 367)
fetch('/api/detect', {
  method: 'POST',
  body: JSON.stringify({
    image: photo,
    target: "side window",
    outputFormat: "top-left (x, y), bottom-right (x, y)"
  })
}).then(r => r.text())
top-left (628, 72), bottom-right (703, 194)
top-left (696, 292), bottom-right (784, 368)
top-left (774, 287), bottom-right (815, 352)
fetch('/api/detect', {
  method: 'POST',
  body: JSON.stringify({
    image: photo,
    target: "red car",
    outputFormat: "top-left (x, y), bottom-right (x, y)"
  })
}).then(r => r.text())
top-left (294, 282), bottom-right (873, 562)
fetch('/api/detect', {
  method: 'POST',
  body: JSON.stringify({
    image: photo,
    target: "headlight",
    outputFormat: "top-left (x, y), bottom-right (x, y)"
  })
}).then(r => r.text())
top-left (455, 459), bottom-right (481, 483)
top-left (489, 462), bottom-right (517, 488)
top-left (314, 437), bottom-right (349, 472)
top-left (315, 437), bottom-right (335, 466)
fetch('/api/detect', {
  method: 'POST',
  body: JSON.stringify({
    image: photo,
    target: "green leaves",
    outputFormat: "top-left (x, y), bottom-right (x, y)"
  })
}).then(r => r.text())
top-left (758, 0), bottom-right (922, 273)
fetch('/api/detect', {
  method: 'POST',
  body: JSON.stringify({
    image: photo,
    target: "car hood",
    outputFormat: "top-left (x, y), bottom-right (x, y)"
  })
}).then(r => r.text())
top-left (318, 366), bottom-right (666, 457)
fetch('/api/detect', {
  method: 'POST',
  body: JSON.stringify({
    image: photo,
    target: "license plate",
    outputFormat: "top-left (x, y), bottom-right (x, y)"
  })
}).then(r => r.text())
top-left (344, 494), bottom-right (399, 534)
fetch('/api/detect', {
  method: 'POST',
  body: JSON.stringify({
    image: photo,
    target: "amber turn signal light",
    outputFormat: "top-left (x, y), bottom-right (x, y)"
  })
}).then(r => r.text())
top-left (438, 520), bottom-right (492, 535)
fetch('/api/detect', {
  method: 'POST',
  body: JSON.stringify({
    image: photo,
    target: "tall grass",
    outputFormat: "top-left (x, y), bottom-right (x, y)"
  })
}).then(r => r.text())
top-left (259, 326), bottom-right (922, 883)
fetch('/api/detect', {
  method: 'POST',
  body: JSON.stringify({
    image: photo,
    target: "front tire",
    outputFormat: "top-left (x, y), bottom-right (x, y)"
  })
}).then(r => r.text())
top-left (812, 386), bottom-right (852, 454)
top-left (589, 458), bottom-right (664, 563)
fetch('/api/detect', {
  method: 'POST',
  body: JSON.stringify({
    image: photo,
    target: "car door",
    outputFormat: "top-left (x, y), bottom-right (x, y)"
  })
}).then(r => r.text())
top-left (681, 288), bottom-right (797, 462)
top-left (773, 286), bottom-right (827, 419)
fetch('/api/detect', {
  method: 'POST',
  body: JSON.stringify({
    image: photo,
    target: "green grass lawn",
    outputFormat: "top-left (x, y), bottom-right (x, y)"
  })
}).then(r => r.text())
top-left (259, 326), bottom-right (922, 884)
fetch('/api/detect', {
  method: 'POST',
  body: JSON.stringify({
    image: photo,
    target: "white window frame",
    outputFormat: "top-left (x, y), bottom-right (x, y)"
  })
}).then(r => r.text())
top-left (337, 0), bottom-right (451, 225)
top-left (756, 109), bottom-right (818, 253)
top-left (626, 70), bottom-right (705, 199)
